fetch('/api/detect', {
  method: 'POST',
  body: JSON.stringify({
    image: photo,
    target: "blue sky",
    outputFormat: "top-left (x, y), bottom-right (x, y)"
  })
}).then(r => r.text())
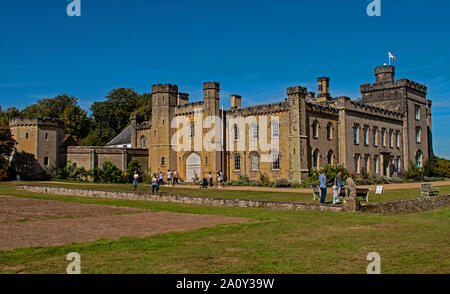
top-left (0, 0), bottom-right (449, 157)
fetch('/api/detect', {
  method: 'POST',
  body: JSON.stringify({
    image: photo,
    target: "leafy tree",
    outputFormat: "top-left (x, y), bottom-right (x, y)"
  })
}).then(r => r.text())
top-left (21, 94), bottom-right (78, 118)
top-left (0, 106), bottom-right (21, 127)
top-left (60, 104), bottom-right (92, 140)
top-left (90, 89), bottom-right (152, 145)
top-left (0, 127), bottom-right (17, 180)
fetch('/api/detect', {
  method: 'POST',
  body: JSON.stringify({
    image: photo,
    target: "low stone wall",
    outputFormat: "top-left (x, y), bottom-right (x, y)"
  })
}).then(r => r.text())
top-left (360, 195), bottom-right (450, 214)
top-left (15, 185), bottom-right (342, 212)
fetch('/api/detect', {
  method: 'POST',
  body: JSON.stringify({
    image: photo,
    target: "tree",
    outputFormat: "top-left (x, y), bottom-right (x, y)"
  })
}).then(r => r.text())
top-left (21, 94), bottom-right (78, 118)
top-left (61, 104), bottom-right (92, 140)
top-left (0, 106), bottom-right (21, 127)
top-left (0, 127), bottom-right (16, 180)
top-left (90, 89), bottom-right (152, 145)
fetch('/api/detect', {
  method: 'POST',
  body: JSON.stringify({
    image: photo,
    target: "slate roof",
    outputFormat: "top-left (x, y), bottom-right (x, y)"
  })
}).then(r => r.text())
top-left (106, 125), bottom-right (132, 146)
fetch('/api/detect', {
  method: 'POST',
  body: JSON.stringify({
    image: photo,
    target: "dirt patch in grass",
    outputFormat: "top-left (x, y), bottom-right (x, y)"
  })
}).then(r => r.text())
top-left (0, 196), bottom-right (142, 223)
top-left (0, 211), bottom-right (249, 251)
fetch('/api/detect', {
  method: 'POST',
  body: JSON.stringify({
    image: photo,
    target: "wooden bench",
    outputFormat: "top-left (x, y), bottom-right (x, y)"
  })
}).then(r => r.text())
top-left (420, 184), bottom-right (439, 197)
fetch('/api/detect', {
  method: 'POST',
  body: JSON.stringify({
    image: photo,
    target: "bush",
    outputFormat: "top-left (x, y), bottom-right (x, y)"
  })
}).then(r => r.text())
top-left (275, 178), bottom-right (290, 188)
top-left (309, 165), bottom-right (351, 187)
top-left (259, 173), bottom-right (270, 187)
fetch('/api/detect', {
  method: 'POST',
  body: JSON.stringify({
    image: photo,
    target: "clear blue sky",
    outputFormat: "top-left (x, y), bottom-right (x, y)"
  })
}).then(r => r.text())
top-left (0, 0), bottom-right (449, 158)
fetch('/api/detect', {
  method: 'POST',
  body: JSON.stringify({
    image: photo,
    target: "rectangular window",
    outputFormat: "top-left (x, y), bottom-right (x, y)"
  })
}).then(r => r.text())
top-left (381, 129), bottom-right (386, 147)
top-left (416, 127), bottom-right (421, 143)
top-left (374, 156), bottom-right (379, 174)
top-left (354, 154), bottom-right (360, 174)
top-left (415, 106), bottom-right (420, 120)
top-left (190, 122), bottom-right (195, 138)
top-left (373, 128), bottom-right (378, 146)
top-left (354, 124), bottom-right (359, 145)
top-left (363, 127), bottom-right (369, 145)
top-left (395, 132), bottom-right (400, 148)
top-left (389, 131), bottom-right (393, 148)
top-left (272, 152), bottom-right (280, 170)
top-left (251, 124), bottom-right (259, 141)
top-left (271, 122), bottom-right (279, 139)
top-left (365, 156), bottom-right (369, 173)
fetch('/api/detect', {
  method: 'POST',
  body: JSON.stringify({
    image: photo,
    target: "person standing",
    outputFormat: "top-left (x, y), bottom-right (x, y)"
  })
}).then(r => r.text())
top-left (159, 171), bottom-right (163, 186)
top-left (152, 173), bottom-right (160, 194)
top-left (167, 170), bottom-right (172, 186)
top-left (208, 172), bottom-right (214, 188)
top-left (334, 171), bottom-right (343, 198)
top-left (172, 170), bottom-right (178, 186)
top-left (132, 170), bottom-right (139, 190)
top-left (319, 171), bottom-right (328, 204)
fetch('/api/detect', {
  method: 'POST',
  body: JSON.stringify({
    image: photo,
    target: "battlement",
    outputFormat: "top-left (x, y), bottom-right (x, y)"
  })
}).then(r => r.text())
top-left (374, 65), bottom-right (395, 83)
top-left (203, 82), bottom-right (220, 90)
top-left (9, 117), bottom-right (64, 128)
top-left (152, 83), bottom-right (178, 94)
top-left (227, 100), bottom-right (289, 117)
top-left (287, 85), bottom-right (307, 96)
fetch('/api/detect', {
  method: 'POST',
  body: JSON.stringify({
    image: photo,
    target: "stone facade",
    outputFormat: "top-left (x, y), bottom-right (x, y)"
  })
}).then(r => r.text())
top-left (9, 65), bottom-right (433, 183)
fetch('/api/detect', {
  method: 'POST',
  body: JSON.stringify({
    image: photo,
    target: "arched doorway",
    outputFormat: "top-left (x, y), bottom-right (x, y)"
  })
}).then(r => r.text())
top-left (186, 153), bottom-right (201, 182)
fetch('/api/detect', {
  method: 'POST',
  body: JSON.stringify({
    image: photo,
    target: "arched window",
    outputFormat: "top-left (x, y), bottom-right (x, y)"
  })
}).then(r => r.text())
top-left (161, 157), bottom-right (165, 166)
top-left (251, 124), bottom-right (258, 140)
top-left (353, 124), bottom-right (360, 144)
top-left (326, 123), bottom-right (332, 140)
top-left (271, 121), bottom-right (279, 139)
top-left (416, 150), bottom-right (423, 167)
top-left (234, 153), bottom-right (241, 170)
top-left (327, 150), bottom-right (334, 165)
top-left (25, 133), bottom-right (29, 139)
top-left (313, 149), bottom-right (320, 169)
top-left (234, 125), bottom-right (239, 141)
top-left (374, 155), bottom-right (379, 174)
top-left (251, 153), bottom-right (259, 171)
top-left (140, 136), bottom-right (146, 148)
top-left (43, 157), bottom-right (49, 166)
top-left (272, 151), bottom-right (280, 170)
top-left (45, 133), bottom-right (48, 140)
top-left (312, 121), bottom-right (319, 139)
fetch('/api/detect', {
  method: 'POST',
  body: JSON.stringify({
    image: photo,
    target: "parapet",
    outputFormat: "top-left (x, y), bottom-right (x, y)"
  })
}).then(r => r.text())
top-left (287, 86), bottom-right (307, 96)
top-left (203, 82), bottom-right (220, 90)
top-left (152, 83), bottom-right (178, 94)
top-left (9, 117), bottom-right (64, 128)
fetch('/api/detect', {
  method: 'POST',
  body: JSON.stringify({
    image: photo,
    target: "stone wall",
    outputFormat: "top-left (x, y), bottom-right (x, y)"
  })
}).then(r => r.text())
top-left (15, 185), bottom-right (342, 212)
top-left (360, 195), bottom-right (450, 214)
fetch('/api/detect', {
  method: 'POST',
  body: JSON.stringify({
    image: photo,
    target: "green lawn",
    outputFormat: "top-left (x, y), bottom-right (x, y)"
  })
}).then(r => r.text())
top-left (13, 181), bottom-right (450, 204)
top-left (0, 183), bottom-right (449, 274)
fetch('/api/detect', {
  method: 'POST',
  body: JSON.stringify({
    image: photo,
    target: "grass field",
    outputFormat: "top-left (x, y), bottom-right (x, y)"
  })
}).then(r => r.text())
top-left (0, 183), bottom-right (449, 274)
top-left (14, 181), bottom-right (450, 204)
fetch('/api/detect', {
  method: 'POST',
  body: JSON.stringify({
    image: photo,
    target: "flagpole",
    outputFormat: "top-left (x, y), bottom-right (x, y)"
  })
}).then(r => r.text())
top-left (388, 52), bottom-right (390, 66)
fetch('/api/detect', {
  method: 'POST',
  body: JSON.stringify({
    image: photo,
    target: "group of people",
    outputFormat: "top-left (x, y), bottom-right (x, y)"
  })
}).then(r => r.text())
top-left (200, 172), bottom-right (224, 189)
top-left (318, 171), bottom-right (344, 205)
top-left (150, 170), bottom-right (180, 194)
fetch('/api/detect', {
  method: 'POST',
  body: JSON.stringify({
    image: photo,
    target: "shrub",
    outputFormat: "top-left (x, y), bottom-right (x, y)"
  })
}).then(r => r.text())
top-left (390, 176), bottom-right (403, 183)
top-left (259, 173), bottom-right (270, 187)
top-left (275, 178), bottom-right (290, 188)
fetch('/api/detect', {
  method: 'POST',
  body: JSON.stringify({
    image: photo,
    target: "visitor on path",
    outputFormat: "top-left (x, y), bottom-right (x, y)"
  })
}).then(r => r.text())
top-left (152, 173), bottom-right (160, 194)
top-left (332, 184), bottom-right (339, 204)
top-left (158, 172), bottom-right (164, 186)
top-left (201, 177), bottom-right (208, 188)
top-left (319, 171), bottom-right (328, 204)
top-left (167, 170), bottom-right (172, 186)
top-left (217, 172), bottom-right (223, 188)
top-left (208, 172), bottom-right (214, 188)
top-left (334, 171), bottom-right (344, 197)
top-left (132, 170), bottom-right (139, 190)
top-left (173, 170), bottom-right (179, 186)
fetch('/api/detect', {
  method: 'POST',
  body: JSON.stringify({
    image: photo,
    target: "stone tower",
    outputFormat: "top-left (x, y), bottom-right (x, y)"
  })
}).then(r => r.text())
top-left (150, 84), bottom-right (178, 174)
top-left (287, 85), bottom-right (309, 183)
top-left (9, 117), bottom-right (65, 178)
top-left (360, 65), bottom-right (431, 168)
top-left (202, 82), bottom-right (223, 174)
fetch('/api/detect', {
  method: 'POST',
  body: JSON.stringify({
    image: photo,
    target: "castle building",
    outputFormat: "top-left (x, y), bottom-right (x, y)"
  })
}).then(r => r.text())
top-left (10, 65), bottom-right (433, 183)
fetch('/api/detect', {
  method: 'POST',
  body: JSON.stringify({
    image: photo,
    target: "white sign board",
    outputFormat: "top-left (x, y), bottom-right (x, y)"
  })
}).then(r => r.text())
top-left (375, 186), bottom-right (384, 194)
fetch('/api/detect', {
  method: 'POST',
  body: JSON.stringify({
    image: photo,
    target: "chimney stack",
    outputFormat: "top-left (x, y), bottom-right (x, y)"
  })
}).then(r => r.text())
top-left (316, 77), bottom-right (332, 103)
top-left (230, 95), bottom-right (242, 109)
